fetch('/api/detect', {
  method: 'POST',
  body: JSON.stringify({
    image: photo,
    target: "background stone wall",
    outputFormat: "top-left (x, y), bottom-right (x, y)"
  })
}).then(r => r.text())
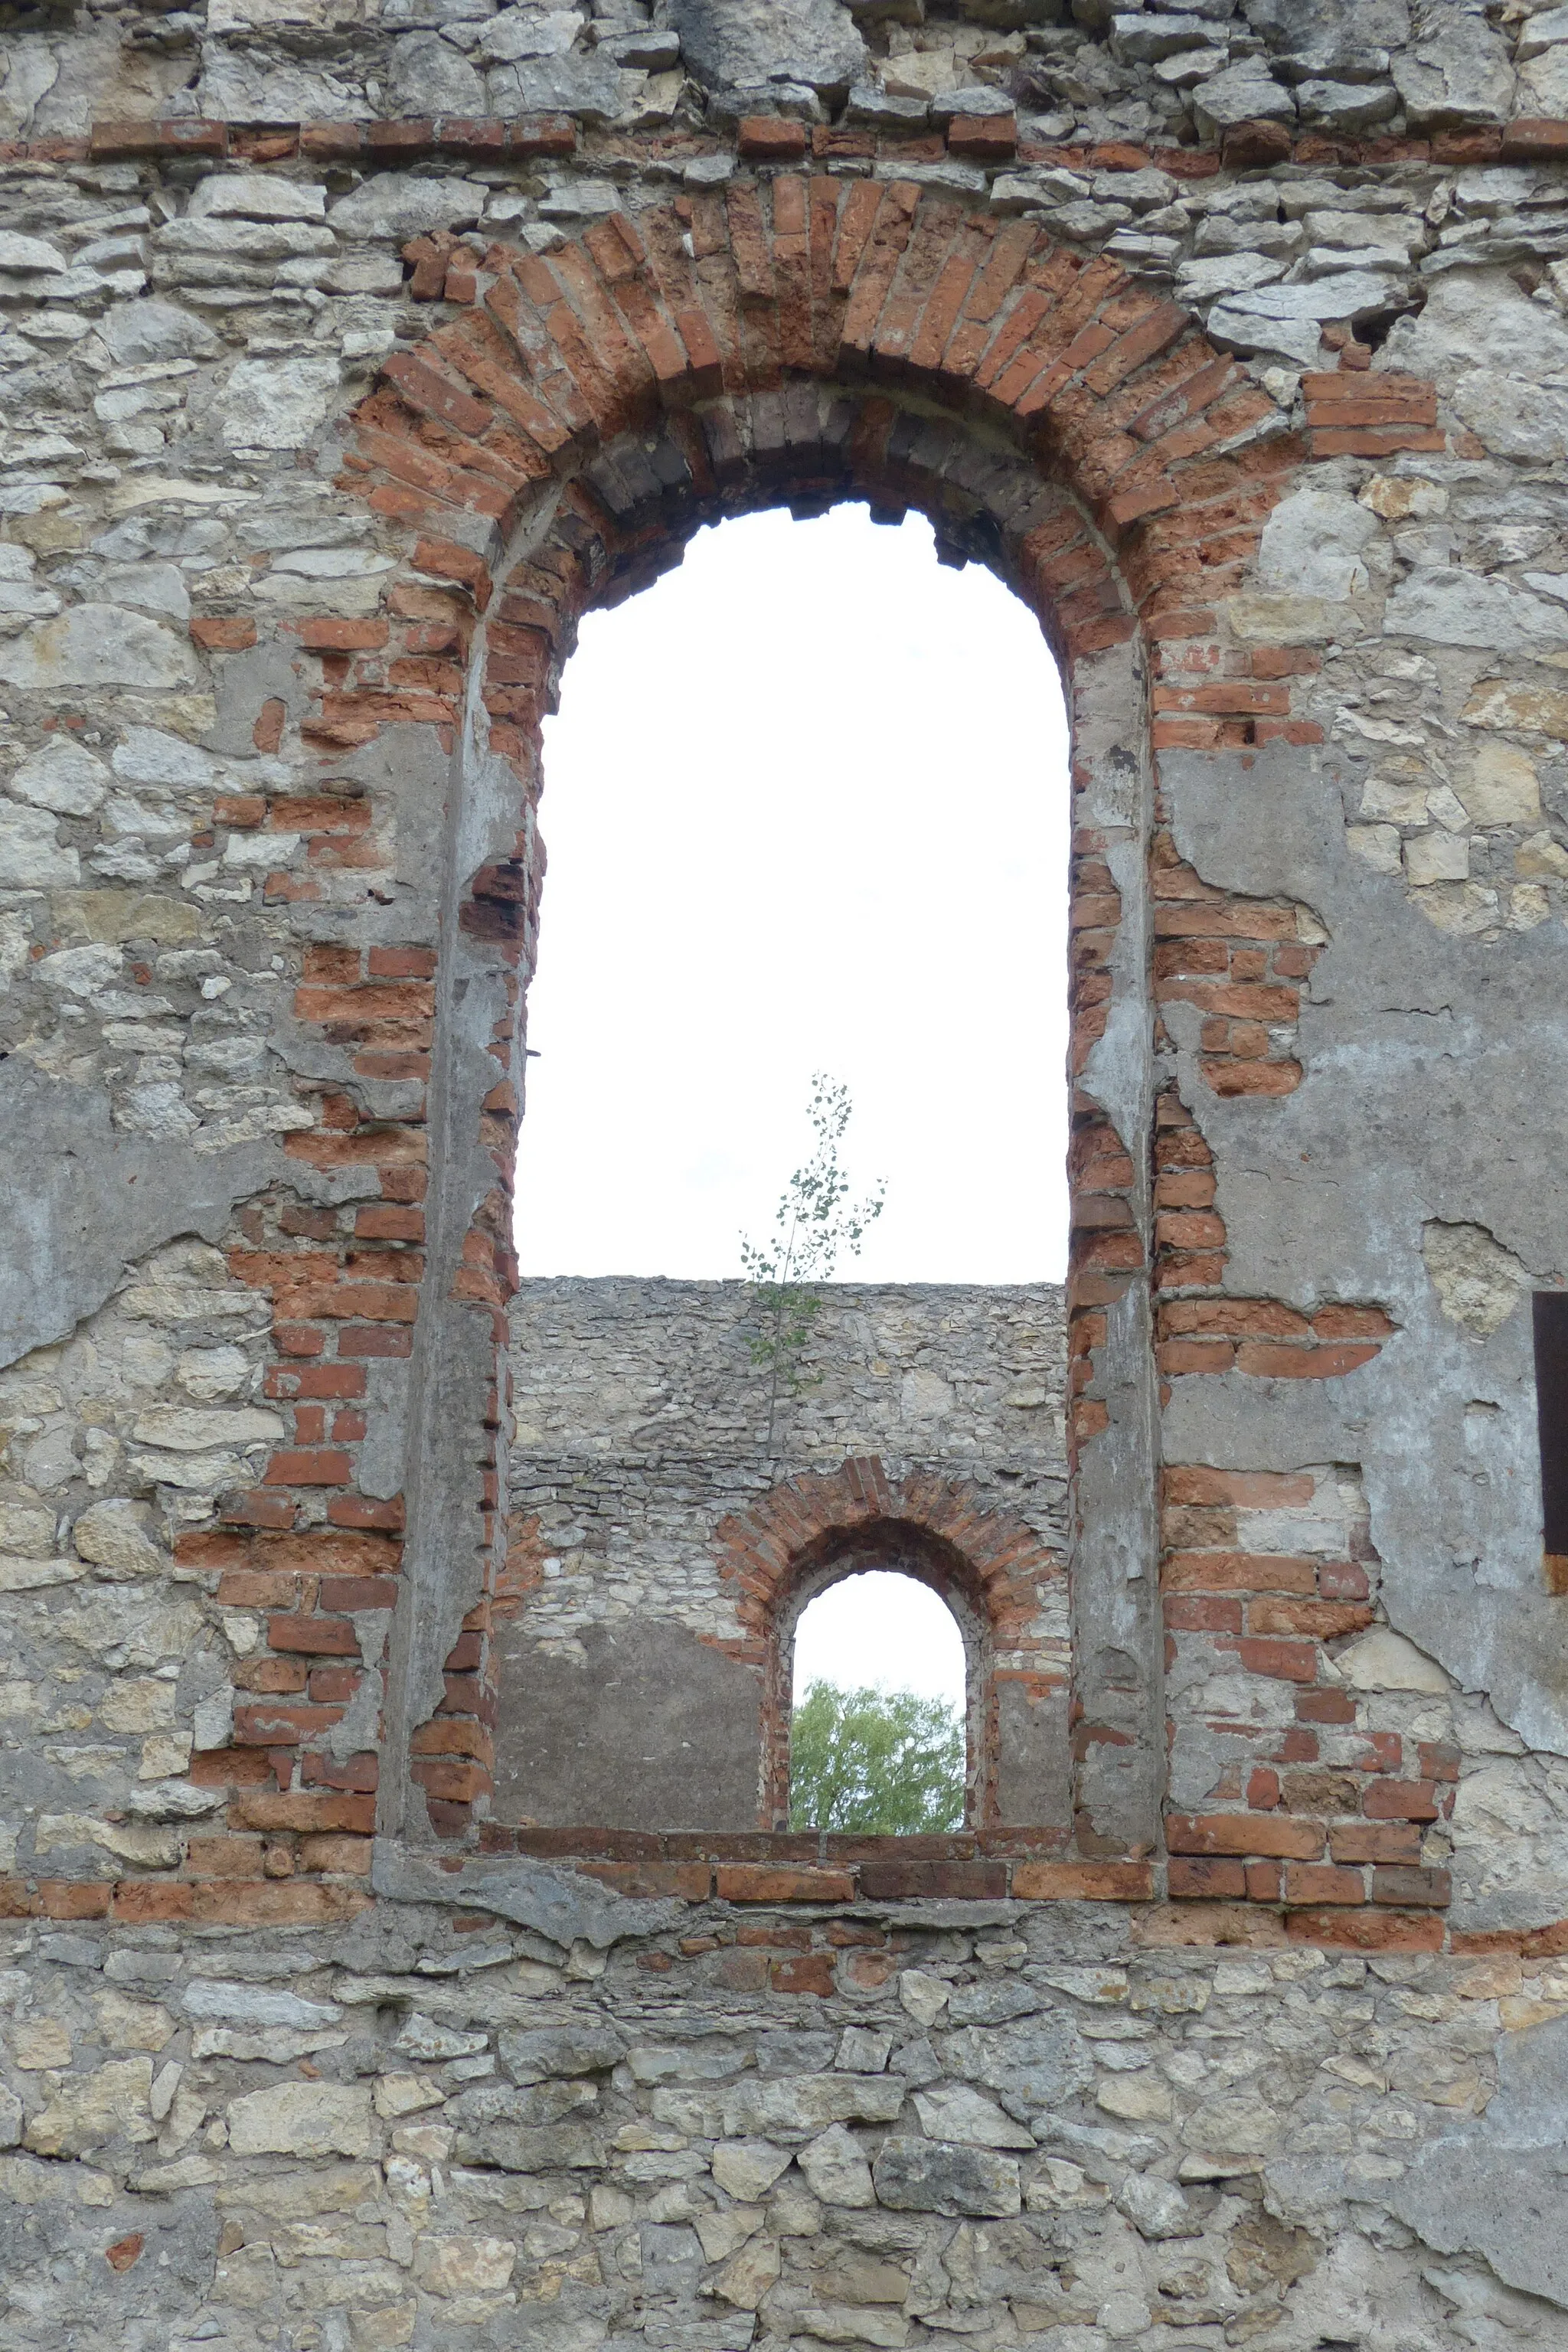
top-left (495, 1279), bottom-right (1070, 1831)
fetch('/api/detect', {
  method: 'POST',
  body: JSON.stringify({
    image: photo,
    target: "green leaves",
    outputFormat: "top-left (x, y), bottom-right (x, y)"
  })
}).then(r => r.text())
top-left (789, 1681), bottom-right (965, 1834)
top-left (740, 1074), bottom-right (885, 1458)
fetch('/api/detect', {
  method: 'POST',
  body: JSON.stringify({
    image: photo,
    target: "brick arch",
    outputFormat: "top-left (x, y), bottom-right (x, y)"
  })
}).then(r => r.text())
top-left (309, 178), bottom-right (1314, 1860)
top-left (714, 1458), bottom-right (1066, 1833)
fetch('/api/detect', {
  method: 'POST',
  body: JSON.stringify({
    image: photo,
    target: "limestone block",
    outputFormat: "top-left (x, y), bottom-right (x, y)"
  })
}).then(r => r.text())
top-left (1207, 271), bottom-right (1399, 365)
top-left (35, 1813), bottom-right (185, 1870)
top-left (1192, 64), bottom-right (1296, 134)
top-left (328, 173), bottom-right (488, 243)
top-left (723, 2073), bottom-right (905, 2140)
top-left (1519, 46), bottom-right (1568, 116)
top-left (1336, 1627), bottom-right (1451, 1694)
top-left (498, 2022), bottom-right (625, 2081)
top-left (798, 2122), bottom-right (876, 2206)
top-left (1419, 1220), bottom-right (1529, 1340)
top-left (911, 2084), bottom-right (1036, 2149)
top-left (1096, 2071), bottom-right (1173, 2122)
top-left (474, 8), bottom-right (583, 60)
top-left (12, 2017), bottom-right (74, 2069)
top-left (1452, 373), bottom-right (1568, 464)
top-left (1117, 2172), bottom-right (1197, 2239)
top-left (98, 1677), bottom-right (177, 1731)
top-left (0, 1496), bottom-right (57, 1556)
top-left (227, 2081), bottom-right (375, 2158)
top-left (1296, 77), bottom-right (1397, 129)
top-left (130, 1405), bottom-right (285, 1452)
top-left (0, 804), bottom-right (78, 887)
top-left (196, 51), bottom-right (368, 126)
top-left (1380, 267), bottom-right (1568, 384)
top-left (1461, 678), bottom-right (1568, 738)
top-left (671, 0), bottom-right (866, 96)
top-left (387, 33), bottom-right (487, 113)
top-left (897, 1969), bottom-right (949, 2027)
top-left (188, 172), bottom-right (328, 222)
top-left (414, 2235), bottom-right (517, 2295)
top-left (100, 299), bottom-right (220, 365)
top-left (73, 1499), bottom-right (166, 1577)
top-left (0, 606), bottom-right (194, 691)
top-left (872, 2136), bottom-right (1021, 2218)
top-left (1384, 570), bottom-right (1567, 656)
top-left (8, 739), bottom-right (109, 815)
top-left (1404, 829), bottom-right (1471, 887)
top-left (0, 546), bottom-right (60, 635)
top-left (1391, 16), bottom-right (1514, 127)
top-left (24, 2057), bottom-right (155, 2156)
top-left (93, 1992), bottom-right (175, 2053)
top-left (1258, 486), bottom-right (1380, 599)
top-left (214, 355), bottom-right (342, 450)
top-left (0, 231), bottom-right (67, 273)
top-left (0, 1554), bottom-right (83, 1591)
top-left (694, 2205), bottom-right (763, 2262)
top-left (1174, 252), bottom-right (1286, 304)
top-left (713, 2233), bottom-right (780, 2308)
top-left (487, 54), bottom-right (632, 116)
top-left (711, 2137), bottom-right (794, 2200)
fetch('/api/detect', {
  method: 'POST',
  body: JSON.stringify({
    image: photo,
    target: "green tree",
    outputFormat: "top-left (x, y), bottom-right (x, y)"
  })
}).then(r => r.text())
top-left (740, 1074), bottom-right (885, 1459)
top-left (789, 1681), bottom-right (965, 1833)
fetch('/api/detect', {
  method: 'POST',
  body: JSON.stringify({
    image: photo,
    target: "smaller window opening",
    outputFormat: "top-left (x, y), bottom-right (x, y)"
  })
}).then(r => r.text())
top-left (785, 1569), bottom-right (972, 1834)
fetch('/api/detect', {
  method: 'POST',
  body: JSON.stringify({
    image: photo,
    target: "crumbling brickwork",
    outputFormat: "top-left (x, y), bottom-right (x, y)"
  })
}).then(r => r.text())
top-left (4, 0), bottom-right (1568, 2341)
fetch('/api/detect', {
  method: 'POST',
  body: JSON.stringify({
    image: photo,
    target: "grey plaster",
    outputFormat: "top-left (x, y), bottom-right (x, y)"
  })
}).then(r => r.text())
top-left (1163, 741), bottom-right (1568, 1759)
top-left (493, 1618), bottom-right (763, 1831)
top-left (371, 1840), bottom-right (685, 1946)
top-left (0, 1059), bottom-right (273, 1367)
top-left (1393, 2013), bottom-right (1568, 2310)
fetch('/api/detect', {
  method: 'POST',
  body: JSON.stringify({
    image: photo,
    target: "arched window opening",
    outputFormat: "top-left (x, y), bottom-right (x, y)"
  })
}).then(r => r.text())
top-left (488, 495), bottom-right (1077, 1854)
top-left (786, 1568), bottom-right (970, 1834)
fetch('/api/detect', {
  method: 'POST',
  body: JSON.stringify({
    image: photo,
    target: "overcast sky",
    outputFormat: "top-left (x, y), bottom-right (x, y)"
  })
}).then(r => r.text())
top-left (792, 1569), bottom-right (968, 1708)
top-left (513, 502), bottom-right (1071, 1289)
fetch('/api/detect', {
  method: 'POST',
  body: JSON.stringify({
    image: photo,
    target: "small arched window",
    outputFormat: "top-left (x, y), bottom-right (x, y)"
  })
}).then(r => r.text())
top-left (784, 1566), bottom-right (971, 1833)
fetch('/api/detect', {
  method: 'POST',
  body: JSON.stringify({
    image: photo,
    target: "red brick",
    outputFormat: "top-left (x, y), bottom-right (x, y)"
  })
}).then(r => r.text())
top-left (1285, 1906), bottom-right (1445, 1954)
top-left (1371, 1865), bottom-right (1451, 1907)
top-left (262, 1449), bottom-right (352, 1487)
top-left (1229, 1636), bottom-right (1320, 1683)
top-left (1363, 1779), bottom-right (1442, 1821)
top-left (267, 1612), bottom-right (360, 1655)
top-left (1168, 1857), bottom-right (1246, 1900)
top-left (191, 616), bottom-right (256, 651)
top-left (1248, 1598), bottom-right (1375, 1639)
top-left (1282, 1863), bottom-right (1364, 1906)
top-left (1296, 1687), bottom-right (1357, 1724)
top-left (1166, 1813), bottom-right (1324, 1860)
top-left (737, 116), bottom-right (808, 161)
top-left (1012, 1860), bottom-right (1155, 1900)
top-left (771, 1953), bottom-right (837, 1995)
top-left (38, 1880), bottom-right (113, 1919)
top-left (858, 1860), bottom-right (1006, 1900)
top-left (716, 1865), bottom-right (854, 1903)
top-left (232, 1700), bottom-right (346, 1745)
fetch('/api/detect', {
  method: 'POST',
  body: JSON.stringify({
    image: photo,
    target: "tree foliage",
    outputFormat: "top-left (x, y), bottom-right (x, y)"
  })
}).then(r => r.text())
top-left (789, 1681), bottom-right (965, 1834)
top-left (740, 1074), bottom-right (884, 1458)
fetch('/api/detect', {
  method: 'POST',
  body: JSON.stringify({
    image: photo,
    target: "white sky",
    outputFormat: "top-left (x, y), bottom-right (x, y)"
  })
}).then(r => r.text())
top-left (792, 1570), bottom-right (967, 1709)
top-left (514, 502), bottom-right (1071, 1285)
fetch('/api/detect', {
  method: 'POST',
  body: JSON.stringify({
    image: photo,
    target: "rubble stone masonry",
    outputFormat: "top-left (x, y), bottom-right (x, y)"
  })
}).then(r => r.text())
top-left (3, 0), bottom-right (1568, 2344)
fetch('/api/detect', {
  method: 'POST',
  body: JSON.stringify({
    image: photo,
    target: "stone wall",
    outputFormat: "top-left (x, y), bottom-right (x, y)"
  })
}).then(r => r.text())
top-left (4, 0), bottom-right (1568, 2340)
top-left (495, 1279), bottom-right (1070, 1832)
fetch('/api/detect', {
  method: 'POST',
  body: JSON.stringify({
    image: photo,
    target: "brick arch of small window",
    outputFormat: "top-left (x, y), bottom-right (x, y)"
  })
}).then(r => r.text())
top-left (713, 1460), bottom-right (1064, 1833)
top-left (289, 179), bottom-right (1317, 1859)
